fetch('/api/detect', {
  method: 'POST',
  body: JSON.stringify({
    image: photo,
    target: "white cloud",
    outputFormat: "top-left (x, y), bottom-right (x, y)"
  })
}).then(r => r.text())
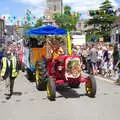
top-left (14, 0), bottom-right (45, 6)
top-left (31, 7), bottom-right (45, 17)
top-left (14, 0), bottom-right (119, 18)
top-left (63, 0), bottom-right (118, 12)
top-left (14, 0), bottom-right (46, 17)
top-left (63, 0), bottom-right (118, 19)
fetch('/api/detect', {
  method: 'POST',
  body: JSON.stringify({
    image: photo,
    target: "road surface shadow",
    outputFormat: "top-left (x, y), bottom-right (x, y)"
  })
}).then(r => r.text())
top-left (16, 99), bottom-right (21, 102)
top-left (24, 74), bottom-right (35, 83)
top-left (4, 92), bottom-right (22, 100)
top-left (5, 94), bottom-right (12, 100)
top-left (56, 87), bottom-right (86, 99)
top-left (4, 92), bottom-right (22, 96)
top-left (12, 92), bottom-right (22, 96)
top-left (103, 93), bottom-right (108, 95)
top-left (1, 100), bottom-right (7, 103)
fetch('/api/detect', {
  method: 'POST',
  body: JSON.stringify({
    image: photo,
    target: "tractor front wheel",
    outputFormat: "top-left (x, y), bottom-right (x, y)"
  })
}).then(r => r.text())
top-left (85, 75), bottom-right (96, 98)
top-left (47, 77), bottom-right (56, 101)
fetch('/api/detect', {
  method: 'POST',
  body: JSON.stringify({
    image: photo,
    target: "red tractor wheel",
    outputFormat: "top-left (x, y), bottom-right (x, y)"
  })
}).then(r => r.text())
top-left (46, 77), bottom-right (56, 101)
top-left (85, 75), bottom-right (96, 98)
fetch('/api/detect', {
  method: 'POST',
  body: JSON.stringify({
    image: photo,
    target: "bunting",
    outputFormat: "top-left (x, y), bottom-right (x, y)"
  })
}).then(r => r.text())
top-left (0, 8), bottom-right (120, 25)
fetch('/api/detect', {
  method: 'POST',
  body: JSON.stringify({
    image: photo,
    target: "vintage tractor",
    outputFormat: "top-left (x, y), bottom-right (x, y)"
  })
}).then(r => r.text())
top-left (24, 25), bottom-right (96, 100)
top-left (35, 54), bottom-right (96, 100)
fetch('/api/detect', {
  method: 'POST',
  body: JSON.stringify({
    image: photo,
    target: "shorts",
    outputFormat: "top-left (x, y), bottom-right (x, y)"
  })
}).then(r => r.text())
top-left (91, 62), bottom-right (97, 68)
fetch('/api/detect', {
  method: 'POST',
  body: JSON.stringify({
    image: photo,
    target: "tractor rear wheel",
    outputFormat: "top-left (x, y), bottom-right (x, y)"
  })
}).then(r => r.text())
top-left (85, 75), bottom-right (96, 98)
top-left (35, 58), bottom-right (47, 91)
top-left (35, 68), bottom-right (46, 91)
top-left (47, 77), bottom-right (56, 101)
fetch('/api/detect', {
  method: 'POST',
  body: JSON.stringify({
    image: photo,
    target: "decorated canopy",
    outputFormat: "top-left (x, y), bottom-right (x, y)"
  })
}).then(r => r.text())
top-left (24, 25), bottom-right (67, 36)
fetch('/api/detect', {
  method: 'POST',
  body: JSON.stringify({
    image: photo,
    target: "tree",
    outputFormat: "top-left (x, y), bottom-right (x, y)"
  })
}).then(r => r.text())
top-left (23, 17), bottom-right (43, 31)
top-left (86, 0), bottom-right (117, 42)
top-left (34, 18), bottom-right (43, 27)
top-left (23, 23), bottom-right (33, 31)
top-left (53, 5), bottom-right (80, 31)
top-left (64, 5), bottom-right (71, 15)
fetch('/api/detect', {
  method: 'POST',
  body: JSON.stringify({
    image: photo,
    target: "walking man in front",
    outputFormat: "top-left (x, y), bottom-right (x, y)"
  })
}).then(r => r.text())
top-left (9, 52), bottom-right (18, 97)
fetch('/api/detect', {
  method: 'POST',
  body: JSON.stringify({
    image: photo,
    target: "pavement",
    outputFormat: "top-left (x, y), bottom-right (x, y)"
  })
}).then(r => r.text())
top-left (82, 72), bottom-right (116, 84)
top-left (94, 75), bottom-right (115, 84)
top-left (0, 78), bottom-right (4, 89)
top-left (0, 70), bottom-right (120, 120)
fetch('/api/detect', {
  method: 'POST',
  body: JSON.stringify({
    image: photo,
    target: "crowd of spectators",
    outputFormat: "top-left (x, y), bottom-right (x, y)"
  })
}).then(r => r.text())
top-left (72, 42), bottom-right (120, 84)
top-left (2, 40), bottom-right (120, 85)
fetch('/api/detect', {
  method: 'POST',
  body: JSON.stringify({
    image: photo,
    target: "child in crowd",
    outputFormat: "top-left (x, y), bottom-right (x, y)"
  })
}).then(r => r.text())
top-left (101, 60), bottom-right (109, 77)
top-left (108, 57), bottom-right (114, 77)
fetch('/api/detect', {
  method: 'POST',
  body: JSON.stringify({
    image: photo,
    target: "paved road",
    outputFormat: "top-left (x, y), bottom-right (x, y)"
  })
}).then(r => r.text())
top-left (0, 72), bottom-right (120, 120)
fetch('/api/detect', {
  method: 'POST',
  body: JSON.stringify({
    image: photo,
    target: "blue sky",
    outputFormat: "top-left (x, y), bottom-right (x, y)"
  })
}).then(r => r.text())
top-left (0, 0), bottom-right (32, 17)
top-left (0, 0), bottom-right (120, 24)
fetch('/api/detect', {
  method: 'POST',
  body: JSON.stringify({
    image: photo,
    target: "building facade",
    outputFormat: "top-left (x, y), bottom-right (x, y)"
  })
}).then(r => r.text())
top-left (0, 19), bottom-right (4, 40)
top-left (45, 0), bottom-right (63, 17)
top-left (111, 16), bottom-right (120, 44)
top-left (0, 19), bottom-right (5, 49)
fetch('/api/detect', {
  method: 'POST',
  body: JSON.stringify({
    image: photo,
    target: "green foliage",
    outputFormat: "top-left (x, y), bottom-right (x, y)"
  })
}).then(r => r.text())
top-left (86, 32), bottom-right (103, 42)
top-left (86, 0), bottom-right (117, 42)
top-left (53, 5), bottom-right (80, 31)
top-left (23, 18), bottom-right (43, 31)
top-left (34, 18), bottom-right (43, 27)
top-left (100, 0), bottom-right (113, 10)
top-left (23, 23), bottom-right (33, 31)
top-left (64, 5), bottom-right (71, 15)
